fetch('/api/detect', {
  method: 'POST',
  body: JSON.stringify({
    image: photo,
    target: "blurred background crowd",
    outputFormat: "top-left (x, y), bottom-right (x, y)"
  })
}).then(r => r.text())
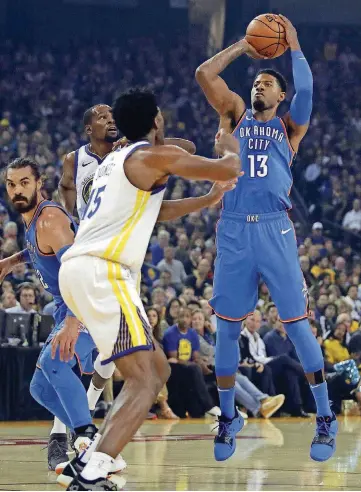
top-left (2, 0), bottom-right (361, 420)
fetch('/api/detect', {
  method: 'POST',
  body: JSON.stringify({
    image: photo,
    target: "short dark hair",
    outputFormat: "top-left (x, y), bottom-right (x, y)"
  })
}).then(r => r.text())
top-left (83, 107), bottom-right (95, 126)
top-left (17, 282), bottom-right (36, 295)
top-left (6, 157), bottom-right (41, 180)
top-left (187, 300), bottom-right (202, 310)
top-left (112, 88), bottom-right (158, 141)
top-left (255, 69), bottom-right (287, 93)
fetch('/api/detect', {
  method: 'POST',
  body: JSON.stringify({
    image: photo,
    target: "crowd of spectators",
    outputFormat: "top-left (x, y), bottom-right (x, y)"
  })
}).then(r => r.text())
top-left (2, 25), bottom-right (361, 418)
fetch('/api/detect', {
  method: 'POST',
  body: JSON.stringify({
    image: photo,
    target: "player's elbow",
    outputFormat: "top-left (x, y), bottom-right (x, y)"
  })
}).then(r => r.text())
top-left (195, 66), bottom-right (208, 83)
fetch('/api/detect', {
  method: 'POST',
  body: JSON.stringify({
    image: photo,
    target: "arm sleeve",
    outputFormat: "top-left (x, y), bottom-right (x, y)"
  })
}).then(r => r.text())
top-left (289, 50), bottom-right (313, 126)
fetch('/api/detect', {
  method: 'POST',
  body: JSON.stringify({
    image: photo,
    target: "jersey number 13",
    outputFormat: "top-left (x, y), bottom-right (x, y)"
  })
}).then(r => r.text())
top-left (248, 155), bottom-right (269, 178)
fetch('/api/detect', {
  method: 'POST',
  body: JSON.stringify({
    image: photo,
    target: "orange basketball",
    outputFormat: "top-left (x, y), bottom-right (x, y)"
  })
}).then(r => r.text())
top-left (245, 13), bottom-right (289, 59)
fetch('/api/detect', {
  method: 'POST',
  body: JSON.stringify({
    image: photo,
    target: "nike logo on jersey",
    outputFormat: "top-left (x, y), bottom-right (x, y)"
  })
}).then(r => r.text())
top-left (246, 115), bottom-right (252, 120)
top-left (281, 228), bottom-right (292, 235)
top-left (82, 161), bottom-right (93, 167)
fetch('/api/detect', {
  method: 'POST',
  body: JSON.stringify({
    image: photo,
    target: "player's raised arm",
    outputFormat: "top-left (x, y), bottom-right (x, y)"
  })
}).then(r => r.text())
top-left (147, 130), bottom-right (241, 183)
top-left (58, 152), bottom-right (77, 214)
top-left (279, 15), bottom-right (313, 151)
top-left (196, 40), bottom-right (261, 129)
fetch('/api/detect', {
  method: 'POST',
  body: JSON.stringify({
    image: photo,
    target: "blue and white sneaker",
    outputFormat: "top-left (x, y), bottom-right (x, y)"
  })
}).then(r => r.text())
top-left (214, 409), bottom-right (244, 461)
top-left (310, 412), bottom-right (338, 462)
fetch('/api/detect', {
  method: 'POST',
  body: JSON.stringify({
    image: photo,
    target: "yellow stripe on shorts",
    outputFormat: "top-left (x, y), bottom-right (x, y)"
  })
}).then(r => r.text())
top-left (104, 189), bottom-right (150, 347)
top-left (107, 261), bottom-right (146, 346)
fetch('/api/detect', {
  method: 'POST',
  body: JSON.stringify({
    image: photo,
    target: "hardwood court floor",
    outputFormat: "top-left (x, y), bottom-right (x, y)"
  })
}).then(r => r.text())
top-left (0, 417), bottom-right (360, 490)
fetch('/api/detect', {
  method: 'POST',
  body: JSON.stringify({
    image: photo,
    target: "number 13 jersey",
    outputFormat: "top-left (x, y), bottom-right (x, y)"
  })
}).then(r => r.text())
top-left (63, 141), bottom-right (166, 272)
top-left (224, 109), bottom-right (295, 214)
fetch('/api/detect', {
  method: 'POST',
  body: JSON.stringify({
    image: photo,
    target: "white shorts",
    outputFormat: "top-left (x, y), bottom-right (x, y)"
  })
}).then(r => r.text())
top-left (59, 255), bottom-right (153, 364)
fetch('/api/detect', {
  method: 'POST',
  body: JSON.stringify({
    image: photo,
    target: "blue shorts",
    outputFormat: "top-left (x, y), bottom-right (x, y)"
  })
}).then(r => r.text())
top-left (209, 210), bottom-right (308, 323)
top-left (37, 326), bottom-right (96, 375)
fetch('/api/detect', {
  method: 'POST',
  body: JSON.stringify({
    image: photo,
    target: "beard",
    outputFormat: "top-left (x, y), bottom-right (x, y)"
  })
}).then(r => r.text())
top-left (12, 190), bottom-right (38, 213)
top-left (104, 132), bottom-right (119, 143)
top-left (252, 98), bottom-right (267, 112)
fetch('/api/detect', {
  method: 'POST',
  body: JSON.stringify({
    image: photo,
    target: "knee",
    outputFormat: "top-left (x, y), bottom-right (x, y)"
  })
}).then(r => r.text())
top-left (38, 346), bottom-right (56, 378)
top-left (217, 317), bottom-right (241, 341)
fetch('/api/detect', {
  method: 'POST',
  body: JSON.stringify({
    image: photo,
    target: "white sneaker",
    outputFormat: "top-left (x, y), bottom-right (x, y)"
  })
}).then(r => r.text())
top-left (55, 452), bottom-right (127, 475)
top-left (206, 406), bottom-right (221, 417)
top-left (55, 434), bottom-right (127, 476)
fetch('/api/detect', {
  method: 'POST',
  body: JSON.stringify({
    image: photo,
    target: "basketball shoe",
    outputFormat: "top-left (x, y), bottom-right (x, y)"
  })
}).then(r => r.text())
top-left (310, 412), bottom-right (338, 462)
top-left (214, 408), bottom-right (244, 461)
top-left (48, 433), bottom-right (68, 471)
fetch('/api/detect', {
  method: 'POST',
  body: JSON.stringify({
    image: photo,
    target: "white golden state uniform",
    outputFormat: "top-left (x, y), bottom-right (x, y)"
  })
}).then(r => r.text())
top-left (59, 141), bottom-right (166, 364)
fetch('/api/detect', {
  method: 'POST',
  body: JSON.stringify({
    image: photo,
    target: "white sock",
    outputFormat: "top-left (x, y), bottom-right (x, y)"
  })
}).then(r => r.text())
top-left (81, 452), bottom-right (114, 481)
top-left (87, 382), bottom-right (104, 411)
top-left (51, 417), bottom-right (67, 435)
top-left (79, 433), bottom-right (102, 464)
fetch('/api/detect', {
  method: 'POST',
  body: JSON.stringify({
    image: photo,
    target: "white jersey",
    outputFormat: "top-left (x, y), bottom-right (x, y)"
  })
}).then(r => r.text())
top-left (63, 141), bottom-right (166, 272)
top-left (74, 144), bottom-right (111, 220)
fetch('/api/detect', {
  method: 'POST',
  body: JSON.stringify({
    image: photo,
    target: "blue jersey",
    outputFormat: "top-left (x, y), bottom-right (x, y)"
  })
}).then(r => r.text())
top-left (223, 109), bottom-right (295, 214)
top-left (25, 200), bottom-right (77, 327)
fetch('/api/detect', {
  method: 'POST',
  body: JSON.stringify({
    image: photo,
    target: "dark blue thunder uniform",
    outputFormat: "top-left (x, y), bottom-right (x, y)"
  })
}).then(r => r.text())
top-left (25, 200), bottom-right (95, 373)
top-left (209, 109), bottom-right (308, 323)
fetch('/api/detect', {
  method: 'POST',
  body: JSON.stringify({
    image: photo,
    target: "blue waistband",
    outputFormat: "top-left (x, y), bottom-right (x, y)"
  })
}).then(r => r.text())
top-left (220, 210), bottom-right (288, 223)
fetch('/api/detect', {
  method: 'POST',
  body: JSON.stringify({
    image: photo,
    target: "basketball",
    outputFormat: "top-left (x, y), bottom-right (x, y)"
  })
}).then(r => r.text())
top-left (245, 13), bottom-right (289, 59)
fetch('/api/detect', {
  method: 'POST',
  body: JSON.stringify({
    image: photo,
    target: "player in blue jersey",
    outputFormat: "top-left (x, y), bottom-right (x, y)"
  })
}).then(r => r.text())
top-left (1, 157), bottom-right (128, 477)
top-left (196, 15), bottom-right (337, 463)
top-left (1, 157), bottom-right (100, 459)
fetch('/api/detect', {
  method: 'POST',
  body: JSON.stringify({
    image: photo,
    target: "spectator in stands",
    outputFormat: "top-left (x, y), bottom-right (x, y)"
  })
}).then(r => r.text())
top-left (157, 246), bottom-right (187, 292)
top-left (151, 287), bottom-right (167, 313)
top-left (6, 263), bottom-right (34, 290)
top-left (310, 222), bottom-right (325, 245)
top-left (163, 307), bottom-right (220, 418)
top-left (174, 234), bottom-right (190, 265)
top-left (141, 250), bottom-right (160, 288)
top-left (336, 312), bottom-right (353, 344)
top-left (153, 271), bottom-right (177, 301)
top-left (151, 230), bottom-right (170, 266)
top-left (185, 257), bottom-right (212, 297)
top-left (183, 248), bottom-right (202, 276)
top-left (263, 321), bottom-right (310, 417)
top-left (299, 255), bottom-right (316, 288)
top-left (311, 255), bottom-right (335, 283)
top-left (1, 290), bottom-right (17, 310)
top-left (6, 283), bottom-right (37, 314)
top-left (334, 256), bottom-right (346, 275)
top-left (259, 303), bottom-right (279, 338)
top-left (342, 199), bottom-right (361, 233)
top-left (314, 293), bottom-right (329, 320)
top-left (161, 298), bottom-right (181, 332)
top-left (344, 284), bottom-right (361, 321)
top-left (319, 303), bottom-right (338, 338)
top-left (324, 321), bottom-right (350, 364)
top-left (178, 286), bottom-right (196, 306)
